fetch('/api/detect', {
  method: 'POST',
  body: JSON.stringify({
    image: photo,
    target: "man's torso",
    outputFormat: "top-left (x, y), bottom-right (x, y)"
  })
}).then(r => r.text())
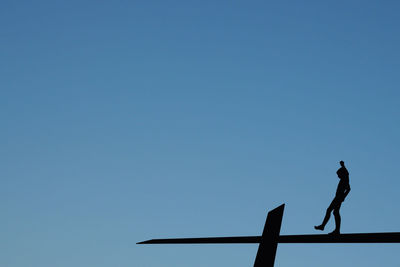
top-left (335, 167), bottom-right (350, 199)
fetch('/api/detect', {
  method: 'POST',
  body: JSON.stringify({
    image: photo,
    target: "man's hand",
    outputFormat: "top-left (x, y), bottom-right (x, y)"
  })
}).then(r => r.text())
top-left (342, 187), bottom-right (351, 202)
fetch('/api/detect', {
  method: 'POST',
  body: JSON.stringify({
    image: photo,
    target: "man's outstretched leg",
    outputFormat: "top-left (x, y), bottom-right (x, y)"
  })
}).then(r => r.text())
top-left (314, 204), bottom-right (334, 231)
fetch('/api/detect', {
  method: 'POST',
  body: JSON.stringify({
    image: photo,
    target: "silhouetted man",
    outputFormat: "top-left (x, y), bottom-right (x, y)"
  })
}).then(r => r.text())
top-left (314, 161), bottom-right (351, 235)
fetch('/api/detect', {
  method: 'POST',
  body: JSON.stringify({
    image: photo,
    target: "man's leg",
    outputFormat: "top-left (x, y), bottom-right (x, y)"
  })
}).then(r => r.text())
top-left (315, 200), bottom-right (335, 231)
top-left (331, 202), bottom-right (342, 234)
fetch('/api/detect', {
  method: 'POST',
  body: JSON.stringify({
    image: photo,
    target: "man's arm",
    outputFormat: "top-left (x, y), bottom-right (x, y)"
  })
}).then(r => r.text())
top-left (343, 184), bottom-right (351, 201)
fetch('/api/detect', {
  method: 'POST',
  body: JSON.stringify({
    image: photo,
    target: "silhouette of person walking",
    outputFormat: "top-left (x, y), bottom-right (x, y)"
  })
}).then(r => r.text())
top-left (315, 161), bottom-right (351, 235)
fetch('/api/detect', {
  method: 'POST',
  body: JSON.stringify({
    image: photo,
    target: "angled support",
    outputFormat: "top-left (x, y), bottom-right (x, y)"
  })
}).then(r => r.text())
top-left (254, 204), bottom-right (285, 267)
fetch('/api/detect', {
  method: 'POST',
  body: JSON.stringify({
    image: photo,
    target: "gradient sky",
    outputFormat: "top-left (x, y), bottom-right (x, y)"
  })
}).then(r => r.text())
top-left (2, 1), bottom-right (400, 266)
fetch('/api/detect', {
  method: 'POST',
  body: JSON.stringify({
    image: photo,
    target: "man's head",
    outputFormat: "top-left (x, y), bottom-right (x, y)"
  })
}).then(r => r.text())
top-left (340, 160), bottom-right (345, 167)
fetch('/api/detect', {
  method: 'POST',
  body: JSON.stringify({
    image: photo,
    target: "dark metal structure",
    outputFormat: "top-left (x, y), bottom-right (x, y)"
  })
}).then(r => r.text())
top-left (138, 204), bottom-right (400, 266)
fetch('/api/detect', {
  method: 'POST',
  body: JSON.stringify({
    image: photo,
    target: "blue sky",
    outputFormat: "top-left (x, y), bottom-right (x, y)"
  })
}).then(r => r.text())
top-left (1, 1), bottom-right (400, 266)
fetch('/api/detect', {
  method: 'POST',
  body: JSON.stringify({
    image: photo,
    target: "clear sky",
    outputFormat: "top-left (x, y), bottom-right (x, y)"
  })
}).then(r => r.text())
top-left (1, 1), bottom-right (400, 266)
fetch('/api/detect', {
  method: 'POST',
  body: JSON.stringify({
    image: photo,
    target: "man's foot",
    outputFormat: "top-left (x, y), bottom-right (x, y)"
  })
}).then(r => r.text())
top-left (329, 230), bottom-right (340, 235)
top-left (314, 225), bottom-right (324, 231)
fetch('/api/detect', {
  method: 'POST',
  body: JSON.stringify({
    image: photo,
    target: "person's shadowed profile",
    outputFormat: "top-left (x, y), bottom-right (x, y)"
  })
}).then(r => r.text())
top-left (315, 161), bottom-right (351, 235)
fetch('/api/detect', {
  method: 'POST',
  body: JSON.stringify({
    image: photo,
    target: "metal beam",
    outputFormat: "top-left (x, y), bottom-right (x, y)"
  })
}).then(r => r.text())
top-left (138, 232), bottom-right (400, 244)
